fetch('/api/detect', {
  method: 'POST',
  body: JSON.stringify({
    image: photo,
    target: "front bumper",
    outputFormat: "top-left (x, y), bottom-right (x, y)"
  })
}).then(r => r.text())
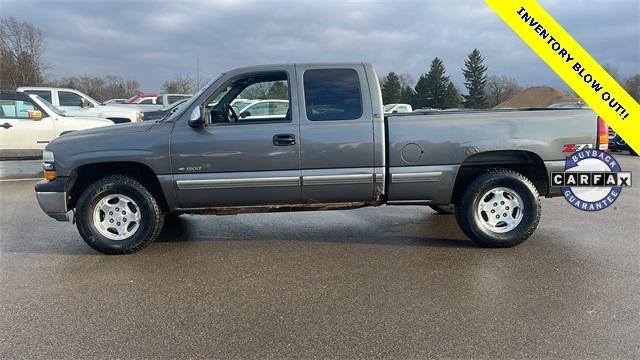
top-left (35, 178), bottom-right (70, 221)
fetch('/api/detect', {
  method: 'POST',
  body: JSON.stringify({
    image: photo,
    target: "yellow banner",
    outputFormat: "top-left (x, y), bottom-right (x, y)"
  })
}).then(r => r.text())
top-left (485, 0), bottom-right (639, 153)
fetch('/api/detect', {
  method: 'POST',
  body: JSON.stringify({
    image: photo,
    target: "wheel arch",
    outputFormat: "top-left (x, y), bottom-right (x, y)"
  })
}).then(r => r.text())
top-left (451, 150), bottom-right (549, 203)
top-left (67, 161), bottom-right (169, 212)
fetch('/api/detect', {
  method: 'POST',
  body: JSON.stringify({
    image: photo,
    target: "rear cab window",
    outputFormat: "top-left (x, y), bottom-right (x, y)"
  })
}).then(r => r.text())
top-left (23, 90), bottom-right (52, 103)
top-left (303, 69), bottom-right (362, 121)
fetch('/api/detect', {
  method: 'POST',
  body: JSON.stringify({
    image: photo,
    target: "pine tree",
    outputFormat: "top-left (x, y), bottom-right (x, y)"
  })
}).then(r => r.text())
top-left (442, 82), bottom-right (461, 109)
top-left (462, 48), bottom-right (488, 108)
top-left (414, 57), bottom-right (450, 109)
top-left (400, 85), bottom-right (415, 106)
top-left (380, 72), bottom-right (403, 104)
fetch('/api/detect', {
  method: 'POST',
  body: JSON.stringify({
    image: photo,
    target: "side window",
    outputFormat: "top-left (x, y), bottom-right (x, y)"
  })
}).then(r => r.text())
top-left (156, 96), bottom-right (164, 105)
top-left (208, 72), bottom-right (290, 124)
top-left (0, 99), bottom-right (37, 119)
top-left (303, 69), bottom-right (362, 121)
top-left (24, 90), bottom-right (52, 102)
top-left (138, 98), bottom-right (154, 104)
top-left (243, 102), bottom-right (269, 117)
top-left (270, 102), bottom-right (289, 116)
top-left (59, 91), bottom-right (83, 107)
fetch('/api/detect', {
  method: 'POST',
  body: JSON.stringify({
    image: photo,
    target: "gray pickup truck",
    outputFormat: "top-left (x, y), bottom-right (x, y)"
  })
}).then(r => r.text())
top-left (35, 62), bottom-right (605, 254)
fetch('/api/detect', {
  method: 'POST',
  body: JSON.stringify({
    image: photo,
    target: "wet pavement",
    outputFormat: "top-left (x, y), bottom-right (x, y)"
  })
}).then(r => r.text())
top-left (1, 155), bottom-right (638, 359)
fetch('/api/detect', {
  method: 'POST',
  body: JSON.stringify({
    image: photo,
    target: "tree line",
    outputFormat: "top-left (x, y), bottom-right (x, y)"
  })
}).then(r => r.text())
top-left (2, 17), bottom-right (639, 106)
top-left (381, 49), bottom-right (640, 110)
top-left (380, 49), bottom-right (522, 109)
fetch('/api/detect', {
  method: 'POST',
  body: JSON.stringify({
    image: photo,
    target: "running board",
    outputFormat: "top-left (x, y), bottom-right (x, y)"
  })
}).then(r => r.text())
top-left (180, 201), bottom-right (375, 216)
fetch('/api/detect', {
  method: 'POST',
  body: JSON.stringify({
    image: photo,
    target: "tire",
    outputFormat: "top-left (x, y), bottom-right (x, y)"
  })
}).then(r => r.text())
top-left (455, 169), bottom-right (540, 248)
top-left (75, 175), bottom-right (164, 254)
top-left (429, 204), bottom-right (455, 214)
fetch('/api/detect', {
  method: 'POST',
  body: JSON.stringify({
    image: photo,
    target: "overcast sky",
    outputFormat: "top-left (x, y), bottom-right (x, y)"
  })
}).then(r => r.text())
top-left (2, 0), bottom-right (638, 92)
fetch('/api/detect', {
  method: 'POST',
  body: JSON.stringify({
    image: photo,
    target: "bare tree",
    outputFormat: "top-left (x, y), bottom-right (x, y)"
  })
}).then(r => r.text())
top-left (623, 73), bottom-right (640, 102)
top-left (0, 17), bottom-right (48, 88)
top-left (161, 75), bottom-right (195, 94)
top-left (485, 75), bottom-right (522, 107)
top-left (48, 75), bottom-right (140, 101)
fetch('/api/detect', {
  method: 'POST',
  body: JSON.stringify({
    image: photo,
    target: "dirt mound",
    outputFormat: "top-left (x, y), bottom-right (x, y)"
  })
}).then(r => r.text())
top-left (494, 86), bottom-right (580, 108)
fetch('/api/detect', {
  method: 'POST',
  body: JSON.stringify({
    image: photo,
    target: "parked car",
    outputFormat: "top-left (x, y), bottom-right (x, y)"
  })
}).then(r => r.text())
top-left (383, 103), bottom-right (413, 114)
top-left (547, 102), bottom-right (590, 109)
top-left (110, 94), bottom-right (193, 112)
top-left (609, 127), bottom-right (637, 155)
top-left (103, 99), bottom-right (127, 105)
top-left (235, 99), bottom-right (289, 119)
top-left (17, 87), bottom-right (142, 123)
top-left (125, 93), bottom-right (158, 104)
top-left (0, 91), bottom-right (113, 159)
top-left (35, 62), bottom-right (606, 254)
top-left (141, 99), bottom-right (189, 121)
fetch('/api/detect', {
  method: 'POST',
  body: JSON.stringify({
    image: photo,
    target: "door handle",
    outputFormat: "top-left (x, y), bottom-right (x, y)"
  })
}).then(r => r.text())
top-left (273, 134), bottom-right (296, 146)
top-left (1, 123), bottom-right (12, 129)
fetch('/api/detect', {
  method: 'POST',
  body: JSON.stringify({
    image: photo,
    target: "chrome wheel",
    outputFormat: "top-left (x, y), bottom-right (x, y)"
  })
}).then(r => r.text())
top-left (475, 186), bottom-right (524, 233)
top-left (92, 194), bottom-right (141, 241)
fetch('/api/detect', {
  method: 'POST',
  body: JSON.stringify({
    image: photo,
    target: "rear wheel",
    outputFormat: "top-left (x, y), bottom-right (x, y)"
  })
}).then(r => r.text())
top-left (455, 169), bottom-right (540, 247)
top-left (76, 175), bottom-right (164, 254)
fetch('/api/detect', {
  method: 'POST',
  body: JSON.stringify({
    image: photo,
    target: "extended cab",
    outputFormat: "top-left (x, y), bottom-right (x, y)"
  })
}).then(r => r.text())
top-left (17, 87), bottom-right (143, 123)
top-left (35, 62), bottom-right (607, 254)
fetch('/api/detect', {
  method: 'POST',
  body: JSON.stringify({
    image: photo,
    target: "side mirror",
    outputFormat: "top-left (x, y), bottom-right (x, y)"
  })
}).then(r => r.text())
top-left (80, 99), bottom-right (93, 108)
top-left (392, 110), bottom-right (398, 113)
top-left (240, 111), bottom-right (249, 118)
top-left (28, 110), bottom-right (42, 121)
top-left (188, 106), bottom-right (205, 127)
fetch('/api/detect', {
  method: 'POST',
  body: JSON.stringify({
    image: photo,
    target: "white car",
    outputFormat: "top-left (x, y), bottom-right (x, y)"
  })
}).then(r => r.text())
top-left (383, 103), bottom-right (413, 114)
top-left (235, 99), bottom-right (290, 120)
top-left (0, 91), bottom-right (114, 159)
top-left (17, 87), bottom-right (142, 124)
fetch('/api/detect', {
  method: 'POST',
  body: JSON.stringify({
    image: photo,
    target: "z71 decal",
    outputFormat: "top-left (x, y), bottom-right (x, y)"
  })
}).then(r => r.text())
top-left (562, 143), bottom-right (594, 153)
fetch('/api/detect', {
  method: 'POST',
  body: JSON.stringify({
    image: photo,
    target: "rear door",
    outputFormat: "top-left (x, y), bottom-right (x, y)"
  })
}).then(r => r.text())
top-left (296, 64), bottom-right (376, 203)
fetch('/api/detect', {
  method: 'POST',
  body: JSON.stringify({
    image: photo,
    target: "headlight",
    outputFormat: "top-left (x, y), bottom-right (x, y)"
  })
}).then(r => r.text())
top-left (42, 150), bottom-right (56, 180)
top-left (43, 150), bottom-right (54, 163)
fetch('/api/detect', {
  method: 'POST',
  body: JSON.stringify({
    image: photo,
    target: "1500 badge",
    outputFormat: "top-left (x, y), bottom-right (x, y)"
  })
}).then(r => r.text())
top-left (178, 166), bottom-right (203, 171)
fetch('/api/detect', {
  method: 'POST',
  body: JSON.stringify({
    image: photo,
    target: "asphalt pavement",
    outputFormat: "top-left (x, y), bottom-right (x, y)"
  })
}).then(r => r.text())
top-left (1, 156), bottom-right (638, 359)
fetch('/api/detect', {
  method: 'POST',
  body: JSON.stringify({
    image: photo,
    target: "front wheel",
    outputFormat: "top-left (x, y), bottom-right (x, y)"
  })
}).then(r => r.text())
top-left (455, 169), bottom-right (540, 247)
top-left (75, 175), bottom-right (164, 254)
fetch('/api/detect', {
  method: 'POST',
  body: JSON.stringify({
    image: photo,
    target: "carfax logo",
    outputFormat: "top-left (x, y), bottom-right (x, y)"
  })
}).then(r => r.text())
top-left (551, 149), bottom-right (632, 211)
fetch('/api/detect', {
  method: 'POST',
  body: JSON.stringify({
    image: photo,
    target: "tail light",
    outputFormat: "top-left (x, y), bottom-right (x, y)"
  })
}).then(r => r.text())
top-left (597, 116), bottom-right (609, 151)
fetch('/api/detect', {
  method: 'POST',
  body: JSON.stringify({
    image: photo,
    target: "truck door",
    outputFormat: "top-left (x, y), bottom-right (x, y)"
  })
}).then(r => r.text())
top-left (296, 64), bottom-right (377, 203)
top-left (170, 66), bottom-right (302, 208)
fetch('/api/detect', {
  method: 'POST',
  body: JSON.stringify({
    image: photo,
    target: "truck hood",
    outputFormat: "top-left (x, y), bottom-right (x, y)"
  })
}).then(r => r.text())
top-left (60, 115), bottom-right (114, 125)
top-left (51, 121), bottom-right (155, 144)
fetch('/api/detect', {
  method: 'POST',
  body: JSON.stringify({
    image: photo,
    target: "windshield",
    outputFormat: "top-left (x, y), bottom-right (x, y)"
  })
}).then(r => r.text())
top-left (35, 95), bottom-right (66, 116)
top-left (164, 75), bottom-right (223, 122)
top-left (383, 104), bottom-right (396, 112)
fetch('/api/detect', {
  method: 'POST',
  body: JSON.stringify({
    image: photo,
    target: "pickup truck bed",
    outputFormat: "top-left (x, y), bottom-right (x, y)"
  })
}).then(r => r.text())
top-left (34, 62), bottom-right (603, 254)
